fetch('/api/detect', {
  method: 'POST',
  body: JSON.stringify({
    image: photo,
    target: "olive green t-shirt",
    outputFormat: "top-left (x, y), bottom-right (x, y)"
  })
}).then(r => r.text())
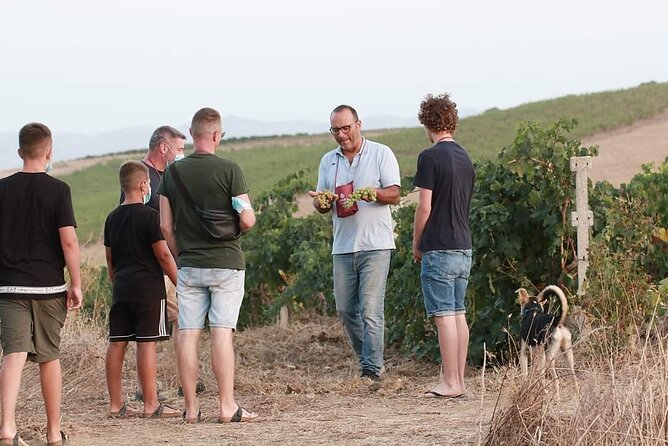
top-left (159, 153), bottom-right (248, 270)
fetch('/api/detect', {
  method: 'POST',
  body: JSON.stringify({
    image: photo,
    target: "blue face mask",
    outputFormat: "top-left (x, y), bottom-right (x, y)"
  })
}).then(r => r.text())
top-left (143, 184), bottom-right (152, 205)
top-left (45, 160), bottom-right (53, 173)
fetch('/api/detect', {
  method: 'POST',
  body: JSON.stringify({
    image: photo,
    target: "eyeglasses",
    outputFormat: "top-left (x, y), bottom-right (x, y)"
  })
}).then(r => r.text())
top-left (329, 122), bottom-right (357, 135)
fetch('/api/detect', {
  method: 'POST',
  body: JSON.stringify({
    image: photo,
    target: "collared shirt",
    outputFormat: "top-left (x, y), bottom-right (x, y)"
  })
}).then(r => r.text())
top-left (316, 138), bottom-right (401, 255)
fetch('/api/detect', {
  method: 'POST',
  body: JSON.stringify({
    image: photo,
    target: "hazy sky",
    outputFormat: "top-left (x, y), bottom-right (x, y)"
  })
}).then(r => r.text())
top-left (1, 0), bottom-right (666, 134)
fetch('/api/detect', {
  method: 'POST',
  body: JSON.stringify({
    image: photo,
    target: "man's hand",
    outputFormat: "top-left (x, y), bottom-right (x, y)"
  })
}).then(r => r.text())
top-left (413, 242), bottom-right (422, 264)
top-left (67, 285), bottom-right (82, 311)
top-left (308, 190), bottom-right (336, 214)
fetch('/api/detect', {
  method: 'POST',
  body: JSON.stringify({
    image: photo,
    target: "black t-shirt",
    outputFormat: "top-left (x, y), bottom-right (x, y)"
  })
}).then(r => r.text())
top-left (0, 172), bottom-right (77, 300)
top-left (119, 160), bottom-right (162, 210)
top-left (414, 140), bottom-right (475, 252)
top-left (104, 204), bottom-right (166, 303)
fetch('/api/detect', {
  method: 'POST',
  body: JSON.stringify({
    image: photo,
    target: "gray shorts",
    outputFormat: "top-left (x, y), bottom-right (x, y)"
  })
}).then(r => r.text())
top-left (0, 297), bottom-right (67, 363)
top-left (176, 267), bottom-right (245, 330)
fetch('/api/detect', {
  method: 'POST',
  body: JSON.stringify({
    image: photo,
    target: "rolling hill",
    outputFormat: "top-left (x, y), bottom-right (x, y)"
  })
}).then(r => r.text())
top-left (4, 81), bottom-right (668, 243)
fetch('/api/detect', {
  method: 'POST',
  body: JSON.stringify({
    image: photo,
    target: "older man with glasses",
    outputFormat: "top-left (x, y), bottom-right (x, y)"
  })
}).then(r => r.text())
top-left (308, 105), bottom-right (401, 381)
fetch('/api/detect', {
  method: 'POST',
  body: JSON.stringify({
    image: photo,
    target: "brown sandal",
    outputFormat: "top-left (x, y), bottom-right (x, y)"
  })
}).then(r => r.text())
top-left (143, 402), bottom-right (181, 419)
top-left (0, 433), bottom-right (29, 446)
top-left (217, 405), bottom-right (257, 423)
top-left (182, 409), bottom-right (203, 424)
top-left (47, 431), bottom-right (68, 446)
top-left (109, 401), bottom-right (138, 418)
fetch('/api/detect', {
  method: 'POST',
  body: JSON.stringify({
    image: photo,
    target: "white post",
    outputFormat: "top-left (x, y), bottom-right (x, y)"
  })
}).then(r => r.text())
top-left (570, 156), bottom-right (594, 296)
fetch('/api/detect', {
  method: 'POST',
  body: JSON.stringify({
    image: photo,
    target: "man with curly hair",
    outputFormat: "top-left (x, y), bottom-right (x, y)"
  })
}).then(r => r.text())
top-left (412, 93), bottom-right (475, 398)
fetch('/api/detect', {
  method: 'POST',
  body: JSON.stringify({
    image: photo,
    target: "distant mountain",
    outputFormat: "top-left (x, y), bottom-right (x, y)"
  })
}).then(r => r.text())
top-left (0, 110), bottom-right (480, 170)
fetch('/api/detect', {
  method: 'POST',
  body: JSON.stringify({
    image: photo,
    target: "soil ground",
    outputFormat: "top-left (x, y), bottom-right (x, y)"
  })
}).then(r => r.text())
top-left (583, 107), bottom-right (668, 186)
top-left (14, 316), bottom-right (527, 446)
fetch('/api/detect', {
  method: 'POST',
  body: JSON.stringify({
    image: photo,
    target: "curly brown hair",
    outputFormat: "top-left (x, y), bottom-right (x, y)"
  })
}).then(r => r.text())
top-left (417, 93), bottom-right (458, 134)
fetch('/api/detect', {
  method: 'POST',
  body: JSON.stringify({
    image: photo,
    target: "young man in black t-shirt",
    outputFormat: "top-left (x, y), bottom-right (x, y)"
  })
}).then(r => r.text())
top-left (0, 123), bottom-right (82, 446)
top-left (413, 94), bottom-right (475, 399)
top-left (103, 161), bottom-right (180, 419)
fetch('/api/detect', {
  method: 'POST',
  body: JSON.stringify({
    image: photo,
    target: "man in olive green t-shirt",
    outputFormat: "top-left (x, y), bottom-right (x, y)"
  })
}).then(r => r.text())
top-left (159, 107), bottom-right (258, 423)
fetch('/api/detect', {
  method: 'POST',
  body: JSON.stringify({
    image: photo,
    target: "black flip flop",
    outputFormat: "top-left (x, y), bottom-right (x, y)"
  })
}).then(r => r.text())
top-left (423, 390), bottom-right (463, 399)
top-left (218, 405), bottom-right (255, 423)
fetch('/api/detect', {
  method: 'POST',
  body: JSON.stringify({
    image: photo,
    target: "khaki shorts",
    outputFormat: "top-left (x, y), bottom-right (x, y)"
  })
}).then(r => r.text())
top-left (0, 297), bottom-right (67, 363)
top-left (165, 276), bottom-right (178, 323)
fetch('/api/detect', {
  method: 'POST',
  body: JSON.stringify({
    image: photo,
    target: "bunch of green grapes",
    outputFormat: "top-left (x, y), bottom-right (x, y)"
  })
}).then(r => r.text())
top-left (342, 187), bottom-right (377, 208)
top-left (316, 190), bottom-right (337, 209)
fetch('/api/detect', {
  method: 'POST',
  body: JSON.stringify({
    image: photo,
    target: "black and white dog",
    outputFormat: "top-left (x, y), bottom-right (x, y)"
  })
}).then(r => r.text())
top-left (516, 285), bottom-right (577, 396)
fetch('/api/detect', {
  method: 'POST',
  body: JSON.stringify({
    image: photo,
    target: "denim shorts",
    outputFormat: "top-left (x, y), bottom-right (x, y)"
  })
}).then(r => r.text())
top-left (420, 249), bottom-right (472, 317)
top-left (176, 267), bottom-right (245, 330)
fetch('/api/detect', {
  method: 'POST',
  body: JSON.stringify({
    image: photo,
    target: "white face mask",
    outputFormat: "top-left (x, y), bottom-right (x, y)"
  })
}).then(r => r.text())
top-left (143, 183), bottom-right (152, 205)
top-left (173, 153), bottom-right (185, 162)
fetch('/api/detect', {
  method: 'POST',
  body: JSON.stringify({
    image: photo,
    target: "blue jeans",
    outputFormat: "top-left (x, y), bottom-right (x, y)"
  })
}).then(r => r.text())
top-left (332, 249), bottom-right (391, 376)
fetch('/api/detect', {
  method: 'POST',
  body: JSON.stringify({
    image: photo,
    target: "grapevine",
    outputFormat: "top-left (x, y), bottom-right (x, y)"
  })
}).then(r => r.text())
top-left (341, 187), bottom-right (377, 208)
top-left (316, 190), bottom-right (336, 209)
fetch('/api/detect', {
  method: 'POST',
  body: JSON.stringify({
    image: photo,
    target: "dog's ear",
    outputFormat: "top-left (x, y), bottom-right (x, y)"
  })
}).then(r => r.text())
top-left (515, 288), bottom-right (530, 305)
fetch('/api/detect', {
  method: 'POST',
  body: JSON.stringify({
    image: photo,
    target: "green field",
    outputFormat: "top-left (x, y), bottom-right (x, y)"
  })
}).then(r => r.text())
top-left (60, 81), bottom-right (668, 241)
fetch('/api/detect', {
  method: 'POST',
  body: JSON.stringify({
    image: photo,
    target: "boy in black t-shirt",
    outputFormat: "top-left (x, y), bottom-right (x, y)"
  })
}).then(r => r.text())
top-left (103, 161), bottom-right (180, 418)
top-left (0, 123), bottom-right (82, 446)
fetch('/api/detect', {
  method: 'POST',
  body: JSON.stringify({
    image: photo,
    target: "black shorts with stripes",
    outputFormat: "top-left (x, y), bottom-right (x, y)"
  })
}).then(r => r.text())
top-left (108, 299), bottom-right (169, 343)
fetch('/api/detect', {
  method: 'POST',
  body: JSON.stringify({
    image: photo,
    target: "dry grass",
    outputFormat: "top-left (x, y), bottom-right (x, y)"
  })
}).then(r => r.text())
top-left (9, 313), bottom-right (504, 445)
top-left (8, 307), bottom-right (668, 445)
top-left (485, 328), bottom-right (668, 446)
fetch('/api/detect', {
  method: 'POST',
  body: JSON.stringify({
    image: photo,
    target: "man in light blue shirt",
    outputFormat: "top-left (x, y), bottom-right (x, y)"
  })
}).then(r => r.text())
top-left (309, 105), bottom-right (400, 381)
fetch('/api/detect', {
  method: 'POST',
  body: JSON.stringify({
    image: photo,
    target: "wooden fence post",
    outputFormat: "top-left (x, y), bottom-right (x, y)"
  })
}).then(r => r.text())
top-left (570, 156), bottom-right (594, 296)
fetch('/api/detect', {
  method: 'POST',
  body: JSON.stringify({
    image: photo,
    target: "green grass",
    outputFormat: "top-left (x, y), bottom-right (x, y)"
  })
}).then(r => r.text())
top-left (62, 159), bottom-right (124, 244)
top-left (61, 81), bottom-right (668, 241)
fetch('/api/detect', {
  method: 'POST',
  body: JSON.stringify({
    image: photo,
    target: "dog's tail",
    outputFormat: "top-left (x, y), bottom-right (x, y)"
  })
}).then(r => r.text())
top-left (537, 285), bottom-right (568, 326)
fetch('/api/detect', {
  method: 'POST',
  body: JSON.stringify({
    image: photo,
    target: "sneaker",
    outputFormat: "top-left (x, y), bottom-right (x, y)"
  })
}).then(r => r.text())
top-left (177, 381), bottom-right (206, 397)
top-left (360, 370), bottom-right (381, 382)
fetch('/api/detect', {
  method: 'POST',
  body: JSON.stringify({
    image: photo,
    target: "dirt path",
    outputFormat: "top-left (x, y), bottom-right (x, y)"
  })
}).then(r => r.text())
top-left (584, 107), bottom-right (668, 186)
top-left (68, 390), bottom-right (494, 446)
top-left (16, 317), bottom-right (516, 446)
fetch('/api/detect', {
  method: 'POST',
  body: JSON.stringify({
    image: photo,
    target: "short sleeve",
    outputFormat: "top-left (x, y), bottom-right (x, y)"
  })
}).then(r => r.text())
top-left (414, 152), bottom-right (437, 191)
top-left (147, 209), bottom-right (165, 244)
top-left (378, 146), bottom-right (401, 188)
top-left (229, 163), bottom-right (249, 197)
top-left (157, 169), bottom-right (170, 197)
top-left (316, 154), bottom-right (331, 192)
top-left (55, 184), bottom-right (77, 228)
top-left (103, 214), bottom-right (112, 247)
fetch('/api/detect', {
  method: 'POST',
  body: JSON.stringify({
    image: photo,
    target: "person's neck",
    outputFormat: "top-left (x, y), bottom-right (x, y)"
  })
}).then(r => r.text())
top-left (121, 190), bottom-right (143, 205)
top-left (342, 138), bottom-right (364, 162)
top-left (144, 151), bottom-right (166, 172)
top-left (192, 146), bottom-right (216, 154)
top-left (21, 158), bottom-right (48, 173)
top-left (432, 131), bottom-right (454, 144)
top-left (192, 139), bottom-right (217, 154)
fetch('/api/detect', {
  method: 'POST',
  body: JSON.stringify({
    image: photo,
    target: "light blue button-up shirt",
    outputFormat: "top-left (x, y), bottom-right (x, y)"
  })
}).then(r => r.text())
top-left (316, 138), bottom-right (401, 255)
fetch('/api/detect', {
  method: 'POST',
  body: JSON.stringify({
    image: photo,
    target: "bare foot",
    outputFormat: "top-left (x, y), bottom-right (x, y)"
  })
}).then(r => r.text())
top-left (143, 403), bottom-right (181, 418)
top-left (424, 383), bottom-right (463, 398)
top-left (219, 404), bottom-right (258, 423)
